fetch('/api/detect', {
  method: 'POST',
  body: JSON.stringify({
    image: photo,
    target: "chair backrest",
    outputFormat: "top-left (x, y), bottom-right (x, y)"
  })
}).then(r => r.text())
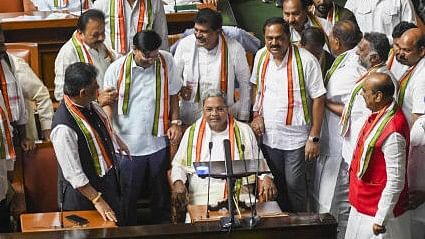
top-left (23, 142), bottom-right (59, 212)
top-left (0, 0), bottom-right (24, 12)
top-left (6, 42), bottom-right (40, 77)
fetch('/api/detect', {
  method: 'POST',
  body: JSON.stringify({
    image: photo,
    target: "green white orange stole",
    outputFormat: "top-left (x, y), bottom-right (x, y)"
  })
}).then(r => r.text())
top-left (117, 52), bottom-right (169, 137)
top-left (340, 64), bottom-right (384, 136)
top-left (397, 63), bottom-right (418, 106)
top-left (0, 59), bottom-right (18, 161)
top-left (53, 0), bottom-right (89, 8)
top-left (64, 95), bottom-right (114, 176)
top-left (255, 45), bottom-right (310, 125)
top-left (71, 31), bottom-right (94, 64)
top-left (186, 116), bottom-right (243, 199)
top-left (110, 0), bottom-right (152, 54)
top-left (326, 3), bottom-right (341, 24)
top-left (353, 103), bottom-right (397, 178)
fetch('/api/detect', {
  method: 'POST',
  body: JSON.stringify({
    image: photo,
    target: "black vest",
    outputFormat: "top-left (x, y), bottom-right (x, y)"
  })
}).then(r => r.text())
top-left (52, 102), bottom-right (120, 214)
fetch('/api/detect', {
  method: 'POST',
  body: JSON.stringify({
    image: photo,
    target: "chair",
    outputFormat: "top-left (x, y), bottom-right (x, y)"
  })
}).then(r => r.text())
top-left (0, 0), bottom-right (24, 12)
top-left (22, 142), bottom-right (58, 212)
top-left (6, 42), bottom-right (40, 77)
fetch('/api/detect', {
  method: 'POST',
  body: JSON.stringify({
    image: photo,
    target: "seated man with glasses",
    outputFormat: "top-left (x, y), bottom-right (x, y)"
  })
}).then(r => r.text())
top-left (170, 89), bottom-right (277, 222)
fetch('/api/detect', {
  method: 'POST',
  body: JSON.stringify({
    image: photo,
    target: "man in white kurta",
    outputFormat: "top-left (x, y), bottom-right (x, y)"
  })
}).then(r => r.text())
top-left (55, 9), bottom-right (117, 104)
top-left (174, 9), bottom-right (251, 126)
top-left (345, 73), bottom-right (410, 239)
top-left (345, 0), bottom-right (416, 42)
top-left (282, 0), bottom-right (332, 46)
top-left (409, 115), bottom-right (425, 239)
top-left (315, 20), bottom-right (364, 239)
top-left (171, 90), bottom-right (276, 220)
top-left (103, 30), bottom-right (182, 225)
top-left (94, 0), bottom-right (168, 54)
top-left (386, 21), bottom-right (417, 80)
top-left (251, 17), bottom-right (326, 213)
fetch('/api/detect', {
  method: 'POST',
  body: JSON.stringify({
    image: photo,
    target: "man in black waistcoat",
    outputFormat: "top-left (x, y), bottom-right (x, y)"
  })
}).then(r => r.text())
top-left (51, 62), bottom-right (129, 225)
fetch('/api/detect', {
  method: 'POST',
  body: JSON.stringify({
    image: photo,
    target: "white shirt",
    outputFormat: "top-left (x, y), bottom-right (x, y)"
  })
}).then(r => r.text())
top-left (341, 66), bottom-right (397, 163)
top-left (321, 48), bottom-right (364, 156)
top-left (0, 159), bottom-right (14, 201)
top-left (94, 0), bottom-right (168, 54)
top-left (345, 0), bottom-right (416, 42)
top-left (388, 55), bottom-right (408, 81)
top-left (54, 37), bottom-right (114, 101)
top-left (11, 54), bottom-right (53, 140)
top-left (251, 47), bottom-right (326, 150)
top-left (409, 115), bottom-right (425, 222)
top-left (30, 0), bottom-right (92, 11)
top-left (171, 119), bottom-right (262, 205)
top-left (174, 35), bottom-right (251, 125)
top-left (400, 58), bottom-right (425, 128)
top-left (290, 15), bottom-right (333, 44)
top-left (104, 50), bottom-right (181, 156)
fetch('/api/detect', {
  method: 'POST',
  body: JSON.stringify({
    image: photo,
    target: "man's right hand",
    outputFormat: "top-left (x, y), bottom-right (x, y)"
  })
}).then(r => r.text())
top-left (172, 180), bottom-right (189, 209)
top-left (97, 88), bottom-right (118, 107)
top-left (251, 115), bottom-right (265, 136)
top-left (93, 197), bottom-right (117, 222)
top-left (180, 86), bottom-right (192, 101)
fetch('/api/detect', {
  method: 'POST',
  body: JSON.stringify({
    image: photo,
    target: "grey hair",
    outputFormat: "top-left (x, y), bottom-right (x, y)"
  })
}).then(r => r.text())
top-left (201, 89), bottom-right (227, 104)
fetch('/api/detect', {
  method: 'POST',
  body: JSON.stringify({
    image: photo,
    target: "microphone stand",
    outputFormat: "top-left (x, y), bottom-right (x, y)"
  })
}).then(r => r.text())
top-left (245, 135), bottom-right (262, 228)
top-left (206, 142), bottom-right (213, 218)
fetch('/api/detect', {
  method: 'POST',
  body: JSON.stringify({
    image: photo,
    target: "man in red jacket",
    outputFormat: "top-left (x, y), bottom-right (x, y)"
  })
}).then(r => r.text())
top-left (346, 72), bottom-right (411, 239)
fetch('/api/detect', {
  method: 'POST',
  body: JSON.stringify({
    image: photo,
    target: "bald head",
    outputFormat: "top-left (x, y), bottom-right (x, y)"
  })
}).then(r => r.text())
top-left (396, 28), bottom-right (425, 66)
top-left (362, 72), bottom-right (394, 111)
top-left (330, 20), bottom-right (362, 55)
top-left (368, 73), bottom-right (395, 100)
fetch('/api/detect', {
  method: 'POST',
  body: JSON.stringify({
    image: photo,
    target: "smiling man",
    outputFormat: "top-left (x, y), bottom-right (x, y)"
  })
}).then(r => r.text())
top-left (250, 17), bottom-right (326, 213)
top-left (55, 9), bottom-right (118, 107)
top-left (174, 8), bottom-right (251, 126)
top-left (311, 0), bottom-right (356, 26)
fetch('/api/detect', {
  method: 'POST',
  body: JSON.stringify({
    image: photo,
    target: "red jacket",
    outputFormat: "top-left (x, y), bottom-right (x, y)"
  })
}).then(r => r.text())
top-left (349, 107), bottom-right (409, 217)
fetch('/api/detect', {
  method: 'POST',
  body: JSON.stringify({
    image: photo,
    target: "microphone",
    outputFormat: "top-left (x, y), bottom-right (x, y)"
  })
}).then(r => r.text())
top-left (223, 139), bottom-right (235, 223)
top-left (59, 184), bottom-right (66, 228)
top-left (241, 144), bottom-right (254, 214)
top-left (206, 141), bottom-right (213, 218)
top-left (80, 0), bottom-right (83, 15)
top-left (174, 0), bottom-right (178, 13)
top-left (253, 135), bottom-right (262, 218)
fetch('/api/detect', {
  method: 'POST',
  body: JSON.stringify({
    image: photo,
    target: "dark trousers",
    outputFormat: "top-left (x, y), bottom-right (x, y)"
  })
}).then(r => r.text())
top-left (118, 148), bottom-right (171, 225)
top-left (261, 144), bottom-right (307, 212)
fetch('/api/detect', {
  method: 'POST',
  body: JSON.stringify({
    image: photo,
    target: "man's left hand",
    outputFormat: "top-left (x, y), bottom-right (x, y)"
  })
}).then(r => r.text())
top-left (259, 176), bottom-right (278, 202)
top-left (305, 140), bottom-right (319, 160)
top-left (115, 134), bottom-right (131, 160)
top-left (373, 223), bottom-right (386, 235)
top-left (167, 124), bottom-right (183, 145)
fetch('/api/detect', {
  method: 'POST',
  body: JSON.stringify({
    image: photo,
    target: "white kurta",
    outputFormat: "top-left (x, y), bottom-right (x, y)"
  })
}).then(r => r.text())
top-left (10, 54), bottom-right (53, 141)
top-left (345, 0), bottom-right (416, 42)
top-left (289, 15), bottom-right (333, 44)
top-left (54, 37), bottom-right (114, 101)
top-left (399, 58), bottom-right (425, 128)
top-left (346, 129), bottom-right (410, 239)
top-left (387, 56), bottom-right (408, 81)
top-left (171, 118), bottom-right (262, 205)
top-left (174, 35), bottom-right (251, 125)
top-left (103, 50), bottom-right (182, 156)
top-left (250, 46), bottom-right (326, 150)
top-left (409, 115), bottom-right (425, 228)
top-left (316, 48), bottom-right (364, 213)
top-left (94, 0), bottom-right (168, 53)
top-left (341, 66), bottom-right (398, 165)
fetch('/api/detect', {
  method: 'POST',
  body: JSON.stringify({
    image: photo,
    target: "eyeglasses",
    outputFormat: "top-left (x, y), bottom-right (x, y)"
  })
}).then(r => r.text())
top-left (204, 106), bottom-right (227, 113)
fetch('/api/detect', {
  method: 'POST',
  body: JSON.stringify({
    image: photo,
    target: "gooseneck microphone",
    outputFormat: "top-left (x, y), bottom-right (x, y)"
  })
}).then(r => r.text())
top-left (206, 141), bottom-right (213, 218)
top-left (80, 0), bottom-right (83, 15)
top-left (174, 0), bottom-right (178, 12)
top-left (241, 144), bottom-right (254, 214)
top-left (253, 135), bottom-right (262, 218)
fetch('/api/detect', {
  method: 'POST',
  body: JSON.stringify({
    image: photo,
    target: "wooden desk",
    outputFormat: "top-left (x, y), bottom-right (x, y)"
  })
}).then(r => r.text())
top-left (20, 210), bottom-right (117, 233)
top-left (4, 213), bottom-right (336, 238)
top-left (188, 201), bottom-right (287, 223)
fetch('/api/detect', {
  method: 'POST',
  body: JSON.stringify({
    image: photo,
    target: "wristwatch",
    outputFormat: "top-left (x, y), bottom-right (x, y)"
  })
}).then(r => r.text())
top-left (171, 119), bottom-right (182, 126)
top-left (308, 136), bottom-right (320, 143)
